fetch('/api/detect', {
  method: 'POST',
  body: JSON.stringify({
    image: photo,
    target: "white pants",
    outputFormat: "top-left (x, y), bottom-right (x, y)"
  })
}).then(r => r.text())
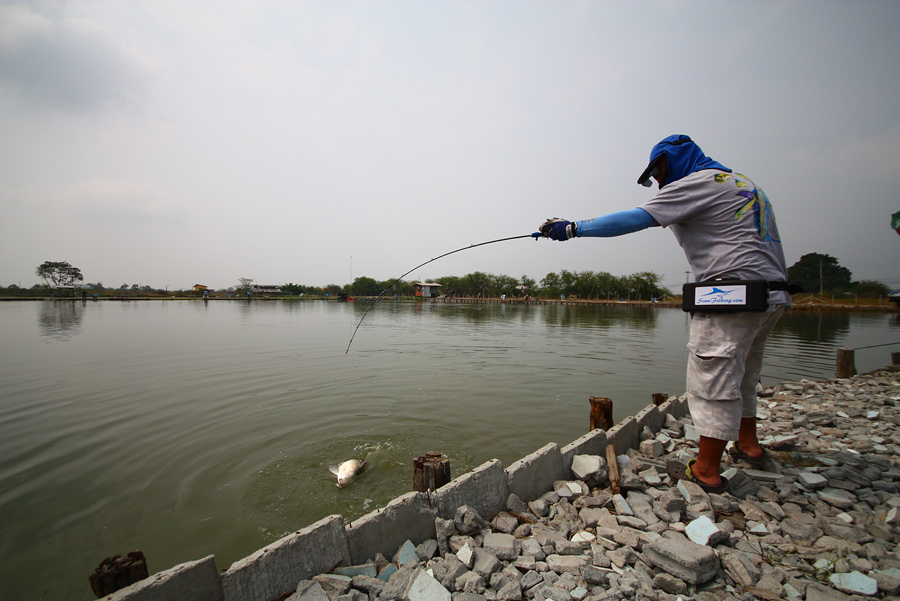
top-left (685, 305), bottom-right (785, 441)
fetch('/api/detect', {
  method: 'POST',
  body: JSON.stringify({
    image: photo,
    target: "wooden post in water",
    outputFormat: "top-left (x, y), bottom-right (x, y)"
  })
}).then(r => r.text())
top-left (89, 551), bottom-right (149, 598)
top-left (589, 396), bottom-right (613, 431)
top-left (836, 347), bottom-right (857, 378)
top-left (892, 351), bottom-right (900, 366)
top-left (413, 452), bottom-right (451, 492)
top-left (652, 393), bottom-right (668, 406)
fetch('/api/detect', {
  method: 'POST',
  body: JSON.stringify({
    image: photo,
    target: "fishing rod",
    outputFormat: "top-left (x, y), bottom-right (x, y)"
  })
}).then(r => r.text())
top-left (345, 233), bottom-right (536, 353)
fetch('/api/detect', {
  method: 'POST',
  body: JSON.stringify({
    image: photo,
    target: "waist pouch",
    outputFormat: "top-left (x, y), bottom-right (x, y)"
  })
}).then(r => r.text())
top-left (682, 280), bottom-right (796, 313)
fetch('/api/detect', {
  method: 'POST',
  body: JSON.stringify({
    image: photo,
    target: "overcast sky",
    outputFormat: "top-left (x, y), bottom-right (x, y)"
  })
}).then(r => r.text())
top-left (2, 0), bottom-right (898, 292)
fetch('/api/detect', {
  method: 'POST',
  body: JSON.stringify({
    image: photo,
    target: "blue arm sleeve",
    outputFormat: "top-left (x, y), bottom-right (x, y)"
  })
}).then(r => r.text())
top-left (575, 208), bottom-right (657, 238)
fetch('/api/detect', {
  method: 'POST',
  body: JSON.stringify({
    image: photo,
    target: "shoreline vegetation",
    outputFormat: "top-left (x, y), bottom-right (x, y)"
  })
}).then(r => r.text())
top-left (0, 294), bottom-right (897, 312)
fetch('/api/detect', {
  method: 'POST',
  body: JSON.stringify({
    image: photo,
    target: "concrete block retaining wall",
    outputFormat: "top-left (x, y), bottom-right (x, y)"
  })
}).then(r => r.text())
top-left (220, 515), bottom-right (351, 601)
top-left (107, 396), bottom-right (687, 601)
top-left (346, 492), bottom-right (437, 566)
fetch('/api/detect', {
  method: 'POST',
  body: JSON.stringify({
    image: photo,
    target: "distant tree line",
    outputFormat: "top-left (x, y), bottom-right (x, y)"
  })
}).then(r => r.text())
top-left (787, 253), bottom-right (891, 297)
top-left (4, 255), bottom-right (892, 300)
top-left (333, 270), bottom-right (670, 300)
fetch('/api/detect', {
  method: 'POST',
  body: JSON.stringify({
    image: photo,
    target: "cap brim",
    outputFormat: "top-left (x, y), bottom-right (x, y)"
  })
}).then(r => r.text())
top-left (637, 154), bottom-right (665, 187)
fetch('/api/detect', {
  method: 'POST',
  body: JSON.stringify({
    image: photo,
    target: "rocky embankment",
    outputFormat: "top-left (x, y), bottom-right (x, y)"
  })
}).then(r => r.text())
top-left (288, 366), bottom-right (900, 601)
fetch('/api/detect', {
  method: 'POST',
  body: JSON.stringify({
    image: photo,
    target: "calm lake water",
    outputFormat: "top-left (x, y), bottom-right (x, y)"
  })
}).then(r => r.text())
top-left (1, 299), bottom-right (898, 600)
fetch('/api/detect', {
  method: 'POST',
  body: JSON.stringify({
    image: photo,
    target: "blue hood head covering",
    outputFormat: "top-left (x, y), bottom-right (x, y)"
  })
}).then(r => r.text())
top-left (636, 134), bottom-right (731, 189)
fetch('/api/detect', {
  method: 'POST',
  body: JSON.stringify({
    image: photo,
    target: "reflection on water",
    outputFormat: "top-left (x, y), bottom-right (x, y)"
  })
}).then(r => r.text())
top-left (1, 300), bottom-right (897, 600)
top-left (38, 300), bottom-right (86, 341)
top-left (774, 310), bottom-right (851, 344)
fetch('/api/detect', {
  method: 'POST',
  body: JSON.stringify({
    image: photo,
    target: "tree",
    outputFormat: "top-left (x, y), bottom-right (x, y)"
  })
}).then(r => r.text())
top-left (627, 271), bottom-right (667, 300)
top-left (236, 278), bottom-right (254, 294)
top-left (519, 275), bottom-right (536, 292)
top-left (852, 280), bottom-right (890, 298)
top-left (436, 275), bottom-right (463, 297)
top-left (282, 282), bottom-right (308, 295)
top-left (348, 276), bottom-right (381, 296)
top-left (36, 261), bottom-right (83, 287)
top-left (787, 253), bottom-right (852, 295)
top-left (494, 274), bottom-right (519, 297)
top-left (540, 272), bottom-right (562, 297)
top-left (461, 272), bottom-right (492, 297)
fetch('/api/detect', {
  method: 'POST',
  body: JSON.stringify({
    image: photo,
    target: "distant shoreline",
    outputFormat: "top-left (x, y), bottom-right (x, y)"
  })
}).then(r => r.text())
top-left (2, 295), bottom-right (897, 312)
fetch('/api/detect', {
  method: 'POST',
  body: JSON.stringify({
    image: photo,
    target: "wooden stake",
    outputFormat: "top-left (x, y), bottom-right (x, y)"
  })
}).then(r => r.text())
top-left (413, 452), bottom-right (451, 492)
top-left (89, 551), bottom-right (148, 598)
top-left (652, 393), bottom-right (668, 406)
top-left (892, 351), bottom-right (900, 366)
top-left (589, 396), bottom-right (613, 431)
top-left (605, 444), bottom-right (620, 496)
top-left (836, 347), bottom-right (857, 378)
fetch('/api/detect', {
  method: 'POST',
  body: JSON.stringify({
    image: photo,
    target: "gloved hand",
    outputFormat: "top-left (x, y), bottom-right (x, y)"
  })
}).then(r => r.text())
top-left (535, 218), bottom-right (578, 241)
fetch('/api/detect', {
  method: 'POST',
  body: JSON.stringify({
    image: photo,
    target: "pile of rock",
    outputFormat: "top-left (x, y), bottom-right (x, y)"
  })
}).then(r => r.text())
top-left (288, 367), bottom-right (900, 601)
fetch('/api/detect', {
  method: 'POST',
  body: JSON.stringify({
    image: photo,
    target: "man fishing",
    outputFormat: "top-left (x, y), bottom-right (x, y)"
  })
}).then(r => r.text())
top-left (536, 134), bottom-right (790, 493)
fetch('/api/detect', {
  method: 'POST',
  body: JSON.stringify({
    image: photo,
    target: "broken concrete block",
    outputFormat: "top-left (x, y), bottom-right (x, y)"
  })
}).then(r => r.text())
top-left (645, 533), bottom-right (718, 584)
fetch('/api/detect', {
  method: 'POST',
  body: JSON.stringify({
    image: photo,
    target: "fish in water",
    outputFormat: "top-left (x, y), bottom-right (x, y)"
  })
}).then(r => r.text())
top-left (329, 459), bottom-right (364, 487)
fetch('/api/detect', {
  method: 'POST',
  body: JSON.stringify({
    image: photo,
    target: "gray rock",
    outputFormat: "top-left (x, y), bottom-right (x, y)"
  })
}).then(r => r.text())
top-left (829, 571), bottom-right (878, 596)
top-left (457, 542), bottom-right (476, 569)
top-left (640, 439), bottom-right (663, 458)
top-left (554, 539), bottom-right (589, 556)
top-left (483, 533), bottom-right (519, 561)
top-left (684, 515), bottom-right (728, 547)
top-left (382, 564), bottom-right (419, 601)
top-left (312, 574), bottom-right (352, 599)
top-left (571, 455), bottom-right (607, 486)
top-left (781, 517), bottom-right (822, 544)
top-left (722, 467), bottom-right (759, 497)
top-left (491, 512), bottom-right (519, 535)
top-left (434, 557), bottom-right (468, 591)
top-left (472, 548), bottom-right (501, 580)
top-left (520, 570), bottom-right (543, 591)
top-left (817, 488), bottom-right (858, 509)
top-left (532, 585), bottom-right (571, 601)
top-left (334, 591), bottom-right (367, 601)
top-left (805, 581), bottom-right (853, 601)
top-left (289, 581), bottom-right (331, 601)
top-left (403, 568), bottom-right (451, 601)
top-left (519, 538), bottom-right (545, 561)
top-left (871, 570), bottom-right (900, 595)
top-left (335, 564), bottom-right (377, 578)
top-left (528, 499), bottom-right (550, 518)
top-left (452, 595), bottom-right (486, 601)
top-left (395, 540), bottom-right (419, 566)
top-left (798, 471), bottom-right (829, 490)
top-left (653, 573), bottom-right (687, 595)
top-left (645, 533), bottom-right (719, 584)
top-left (605, 546), bottom-right (636, 568)
top-left (455, 506), bottom-right (487, 535)
top-left (720, 549), bottom-right (760, 587)
top-left (506, 494), bottom-right (532, 517)
top-left (497, 581), bottom-right (522, 601)
top-left (352, 575), bottom-right (386, 596)
top-left (455, 571), bottom-right (485, 594)
top-left (545, 554), bottom-right (589, 575)
top-left (436, 517), bottom-right (456, 556)
top-left (578, 564), bottom-right (608, 586)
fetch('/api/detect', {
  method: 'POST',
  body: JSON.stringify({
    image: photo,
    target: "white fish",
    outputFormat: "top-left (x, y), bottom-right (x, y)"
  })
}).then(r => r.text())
top-left (329, 459), bottom-right (364, 487)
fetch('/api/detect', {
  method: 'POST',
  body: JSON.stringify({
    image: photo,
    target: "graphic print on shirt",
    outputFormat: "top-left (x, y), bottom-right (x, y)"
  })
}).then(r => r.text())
top-left (716, 172), bottom-right (780, 243)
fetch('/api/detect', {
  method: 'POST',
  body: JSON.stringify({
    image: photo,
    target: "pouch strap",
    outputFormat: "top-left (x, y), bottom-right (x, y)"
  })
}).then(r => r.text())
top-left (767, 281), bottom-right (803, 294)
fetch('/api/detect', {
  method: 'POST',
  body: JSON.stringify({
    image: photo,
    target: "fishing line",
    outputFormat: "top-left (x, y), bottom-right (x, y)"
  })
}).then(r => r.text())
top-left (345, 234), bottom-right (534, 353)
top-left (853, 341), bottom-right (900, 350)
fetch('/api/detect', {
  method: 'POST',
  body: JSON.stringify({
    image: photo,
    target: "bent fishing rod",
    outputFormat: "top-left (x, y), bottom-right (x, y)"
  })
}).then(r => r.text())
top-left (345, 233), bottom-right (538, 353)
